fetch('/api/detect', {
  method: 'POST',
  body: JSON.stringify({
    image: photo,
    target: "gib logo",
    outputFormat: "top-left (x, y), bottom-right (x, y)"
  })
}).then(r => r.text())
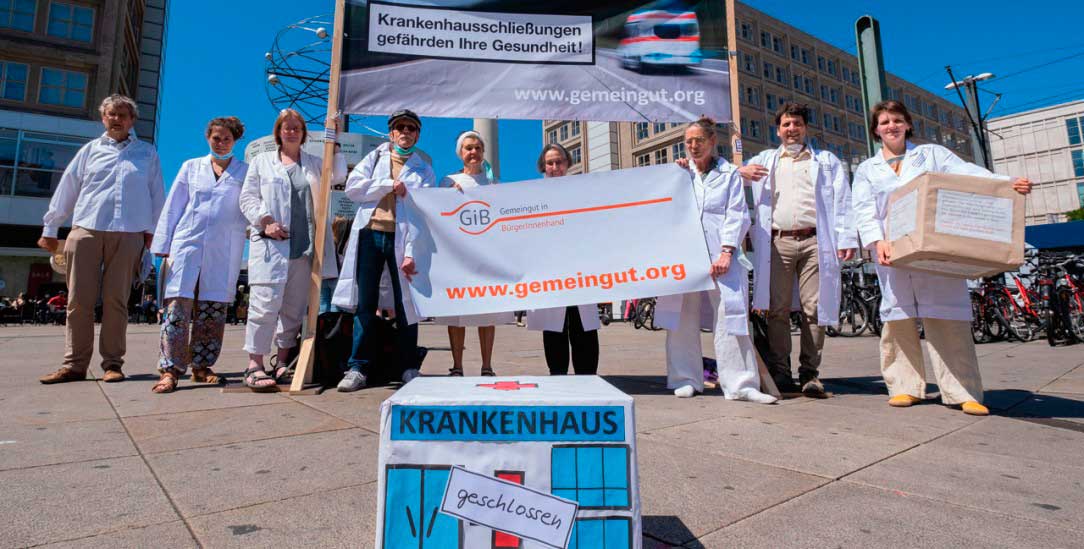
top-left (441, 200), bottom-right (493, 235)
top-left (441, 197), bottom-right (674, 236)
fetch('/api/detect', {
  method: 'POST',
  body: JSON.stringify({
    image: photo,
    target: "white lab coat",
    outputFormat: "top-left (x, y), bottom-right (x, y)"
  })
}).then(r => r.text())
top-left (655, 158), bottom-right (751, 336)
top-left (740, 145), bottom-right (859, 325)
top-left (851, 142), bottom-right (1009, 322)
top-left (239, 149), bottom-right (346, 284)
top-left (527, 305), bottom-right (602, 333)
top-left (150, 155), bottom-right (248, 302)
top-left (331, 143), bottom-right (436, 325)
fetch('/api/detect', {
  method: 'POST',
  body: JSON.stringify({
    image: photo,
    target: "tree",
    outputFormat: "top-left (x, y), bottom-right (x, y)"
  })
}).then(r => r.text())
top-left (1066, 208), bottom-right (1084, 222)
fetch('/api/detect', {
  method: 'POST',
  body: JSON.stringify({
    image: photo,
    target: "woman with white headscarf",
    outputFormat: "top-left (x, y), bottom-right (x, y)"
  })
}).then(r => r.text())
top-left (436, 131), bottom-right (513, 376)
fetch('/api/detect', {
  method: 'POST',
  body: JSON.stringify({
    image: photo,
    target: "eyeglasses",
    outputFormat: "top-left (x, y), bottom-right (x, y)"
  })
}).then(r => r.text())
top-left (684, 137), bottom-right (708, 145)
top-left (394, 124), bottom-right (418, 133)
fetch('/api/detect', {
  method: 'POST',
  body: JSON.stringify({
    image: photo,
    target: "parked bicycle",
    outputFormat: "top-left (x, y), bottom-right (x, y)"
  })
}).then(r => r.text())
top-left (827, 262), bottom-right (882, 338)
top-left (1040, 252), bottom-right (1084, 346)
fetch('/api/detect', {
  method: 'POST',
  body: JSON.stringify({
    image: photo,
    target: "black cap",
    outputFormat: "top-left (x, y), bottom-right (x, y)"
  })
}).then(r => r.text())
top-left (388, 109), bottom-right (421, 130)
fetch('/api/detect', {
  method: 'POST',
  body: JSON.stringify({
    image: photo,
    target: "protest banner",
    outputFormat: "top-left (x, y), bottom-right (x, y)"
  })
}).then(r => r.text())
top-left (339, 0), bottom-right (732, 122)
top-left (403, 164), bottom-right (716, 317)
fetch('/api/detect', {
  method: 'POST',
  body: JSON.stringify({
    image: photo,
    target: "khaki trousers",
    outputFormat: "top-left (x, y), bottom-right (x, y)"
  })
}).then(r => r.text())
top-left (880, 318), bottom-right (983, 405)
top-left (63, 227), bottom-right (144, 373)
top-left (764, 234), bottom-right (823, 381)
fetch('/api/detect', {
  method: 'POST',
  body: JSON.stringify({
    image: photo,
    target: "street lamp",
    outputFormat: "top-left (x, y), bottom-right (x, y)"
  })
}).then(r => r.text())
top-left (945, 68), bottom-right (996, 169)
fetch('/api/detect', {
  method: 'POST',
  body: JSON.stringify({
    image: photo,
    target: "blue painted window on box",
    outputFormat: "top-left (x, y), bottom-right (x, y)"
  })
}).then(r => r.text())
top-left (0, 0), bottom-right (36, 32)
top-left (567, 517), bottom-right (632, 549)
top-left (551, 445), bottom-right (629, 509)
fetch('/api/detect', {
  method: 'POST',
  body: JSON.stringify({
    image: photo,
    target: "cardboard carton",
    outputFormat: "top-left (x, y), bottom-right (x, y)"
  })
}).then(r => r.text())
top-left (886, 172), bottom-right (1024, 278)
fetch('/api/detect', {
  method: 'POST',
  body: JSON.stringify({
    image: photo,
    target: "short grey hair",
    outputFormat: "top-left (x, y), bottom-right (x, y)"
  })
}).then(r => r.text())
top-left (99, 94), bottom-right (138, 118)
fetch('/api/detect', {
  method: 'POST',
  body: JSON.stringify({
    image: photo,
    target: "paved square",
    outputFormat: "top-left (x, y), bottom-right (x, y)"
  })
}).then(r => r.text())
top-left (1, 322), bottom-right (1081, 547)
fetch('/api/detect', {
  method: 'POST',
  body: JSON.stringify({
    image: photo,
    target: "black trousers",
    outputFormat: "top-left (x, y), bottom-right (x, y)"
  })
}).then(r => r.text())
top-left (542, 306), bottom-right (599, 375)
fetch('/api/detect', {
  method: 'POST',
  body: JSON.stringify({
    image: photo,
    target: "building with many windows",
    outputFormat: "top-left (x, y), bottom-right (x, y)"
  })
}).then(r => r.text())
top-left (987, 99), bottom-right (1084, 224)
top-left (543, 2), bottom-right (974, 181)
top-left (0, 0), bottom-right (167, 297)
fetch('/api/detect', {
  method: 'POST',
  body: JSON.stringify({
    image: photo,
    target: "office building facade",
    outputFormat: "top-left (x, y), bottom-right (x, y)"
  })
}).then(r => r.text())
top-left (544, 2), bottom-right (974, 178)
top-left (0, 0), bottom-right (167, 297)
top-left (987, 99), bottom-right (1084, 224)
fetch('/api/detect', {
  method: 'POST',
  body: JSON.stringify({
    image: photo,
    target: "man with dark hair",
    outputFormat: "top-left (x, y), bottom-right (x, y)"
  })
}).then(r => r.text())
top-left (739, 102), bottom-right (858, 396)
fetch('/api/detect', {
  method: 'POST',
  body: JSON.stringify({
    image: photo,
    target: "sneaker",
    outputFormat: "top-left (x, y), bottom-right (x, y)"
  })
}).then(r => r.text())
top-left (800, 377), bottom-right (827, 398)
top-left (337, 370), bottom-right (367, 392)
top-left (39, 367), bottom-right (87, 384)
top-left (738, 388), bottom-right (779, 404)
top-left (401, 369), bottom-right (420, 383)
top-left (673, 385), bottom-right (696, 398)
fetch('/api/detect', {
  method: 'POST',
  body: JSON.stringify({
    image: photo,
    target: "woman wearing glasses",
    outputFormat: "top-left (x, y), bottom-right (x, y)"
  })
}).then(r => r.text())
top-left (239, 109), bottom-right (346, 390)
top-left (334, 109), bottom-right (436, 392)
top-left (666, 117), bottom-right (776, 403)
top-left (526, 143), bottom-right (602, 376)
top-left (436, 130), bottom-right (513, 376)
top-left (149, 116), bottom-right (248, 393)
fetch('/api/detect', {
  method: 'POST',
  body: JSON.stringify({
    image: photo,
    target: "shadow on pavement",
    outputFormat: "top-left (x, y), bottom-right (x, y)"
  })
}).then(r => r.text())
top-left (643, 515), bottom-right (703, 548)
top-left (601, 375), bottom-right (675, 396)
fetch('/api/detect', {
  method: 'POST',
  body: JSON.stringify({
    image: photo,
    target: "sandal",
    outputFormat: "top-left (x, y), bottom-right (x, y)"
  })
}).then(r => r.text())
top-left (448, 366), bottom-right (464, 377)
top-left (191, 367), bottom-right (224, 384)
top-left (244, 367), bottom-right (278, 392)
top-left (151, 369), bottom-right (180, 394)
top-left (272, 364), bottom-right (293, 384)
top-left (480, 366), bottom-right (496, 377)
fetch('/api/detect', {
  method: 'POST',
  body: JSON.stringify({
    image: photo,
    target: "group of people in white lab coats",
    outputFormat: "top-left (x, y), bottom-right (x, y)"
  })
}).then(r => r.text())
top-left (37, 95), bottom-right (1032, 415)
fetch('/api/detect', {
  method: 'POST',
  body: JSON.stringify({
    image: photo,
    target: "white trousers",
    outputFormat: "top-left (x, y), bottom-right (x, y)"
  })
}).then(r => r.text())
top-left (881, 318), bottom-right (983, 405)
top-left (244, 257), bottom-right (312, 355)
top-left (665, 290), bottom-right (760, 398)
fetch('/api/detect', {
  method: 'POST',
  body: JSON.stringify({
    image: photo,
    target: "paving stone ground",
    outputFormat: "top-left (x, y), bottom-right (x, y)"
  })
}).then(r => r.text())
top-left (1, 321), bottom-right (1082, 548)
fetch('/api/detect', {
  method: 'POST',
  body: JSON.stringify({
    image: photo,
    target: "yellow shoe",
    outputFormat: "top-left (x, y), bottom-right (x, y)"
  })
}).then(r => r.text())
top-left (888, 394), bottom-right (921, 407)
top-left (961, 401), bottom-right (989, 416)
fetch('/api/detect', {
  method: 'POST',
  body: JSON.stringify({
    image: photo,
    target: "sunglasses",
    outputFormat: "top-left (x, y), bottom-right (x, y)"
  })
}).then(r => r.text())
top-left (394, 123), bottom-right (419, 133)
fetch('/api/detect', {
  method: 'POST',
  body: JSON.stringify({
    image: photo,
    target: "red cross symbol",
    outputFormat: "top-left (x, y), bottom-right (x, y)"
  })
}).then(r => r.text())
top-left (477, 381), bottom-right (538, 391)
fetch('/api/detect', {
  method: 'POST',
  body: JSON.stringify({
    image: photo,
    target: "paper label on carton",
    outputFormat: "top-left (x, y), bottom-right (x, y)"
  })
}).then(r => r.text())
top-left (933, 190), bottom-right (1014, 243)
top-left (904, 259), bottom-right (992, 278)
top-left (889, 190), bottom-right (918, 241)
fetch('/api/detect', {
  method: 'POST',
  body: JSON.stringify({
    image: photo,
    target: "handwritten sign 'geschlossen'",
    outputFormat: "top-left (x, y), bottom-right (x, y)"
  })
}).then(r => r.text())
top-left (439, 466), bottom-right (578, 549)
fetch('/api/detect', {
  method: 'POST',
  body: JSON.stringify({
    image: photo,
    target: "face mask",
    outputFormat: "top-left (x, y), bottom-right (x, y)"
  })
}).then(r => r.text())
top-left (784, 143), bottom-right (804, 156)
top-left (211, 150), bottom-right (234, 160)
top-left (393, 144), bottom-right (416, 155)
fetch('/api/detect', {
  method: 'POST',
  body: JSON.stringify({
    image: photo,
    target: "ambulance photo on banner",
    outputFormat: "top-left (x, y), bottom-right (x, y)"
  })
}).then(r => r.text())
top-left (340, 0), bottom-right (732, 122)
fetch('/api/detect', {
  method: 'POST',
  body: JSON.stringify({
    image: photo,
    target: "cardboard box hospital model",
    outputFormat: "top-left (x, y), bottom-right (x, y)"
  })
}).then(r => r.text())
top-left (377, 376), bottom-right (641, 549)
top-left (887, 172), bottom-right (1025, 279)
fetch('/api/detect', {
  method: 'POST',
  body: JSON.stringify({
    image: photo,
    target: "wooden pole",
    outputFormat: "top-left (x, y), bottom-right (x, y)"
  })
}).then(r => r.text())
top-left (725, 0), bottom-right (743, 166)
top-left (291, 0), bottom-right (346, 393)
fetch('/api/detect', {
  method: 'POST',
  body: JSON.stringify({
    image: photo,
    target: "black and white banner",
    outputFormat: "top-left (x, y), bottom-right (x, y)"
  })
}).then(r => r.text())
top-left (340, 0), bottom-right (732, 122)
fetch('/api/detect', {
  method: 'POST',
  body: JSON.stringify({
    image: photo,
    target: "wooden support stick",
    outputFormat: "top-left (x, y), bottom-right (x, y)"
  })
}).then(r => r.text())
top-left (291, 0), bottom-right (347, 393)
top-left (725, 0), bottom-right (743, 166)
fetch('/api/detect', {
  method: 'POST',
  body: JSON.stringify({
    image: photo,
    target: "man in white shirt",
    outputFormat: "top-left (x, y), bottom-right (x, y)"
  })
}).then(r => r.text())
top-left (740, 103), bottom-right (858, 396)
top-left (37, 94), bottom-right (165, 384)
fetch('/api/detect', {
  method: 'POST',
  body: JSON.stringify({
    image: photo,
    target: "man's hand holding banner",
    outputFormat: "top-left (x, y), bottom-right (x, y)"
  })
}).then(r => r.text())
top-left (404, 164), bottom-right (715, 317)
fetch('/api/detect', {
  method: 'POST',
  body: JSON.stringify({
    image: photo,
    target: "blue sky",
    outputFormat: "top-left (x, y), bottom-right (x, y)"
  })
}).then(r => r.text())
top-left (156, 0), bottom-right (1084, 183)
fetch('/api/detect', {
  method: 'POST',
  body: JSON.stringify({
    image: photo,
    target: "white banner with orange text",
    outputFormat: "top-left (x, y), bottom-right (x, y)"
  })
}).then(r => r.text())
top-left (403, 164), bottom-right (714, 317)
